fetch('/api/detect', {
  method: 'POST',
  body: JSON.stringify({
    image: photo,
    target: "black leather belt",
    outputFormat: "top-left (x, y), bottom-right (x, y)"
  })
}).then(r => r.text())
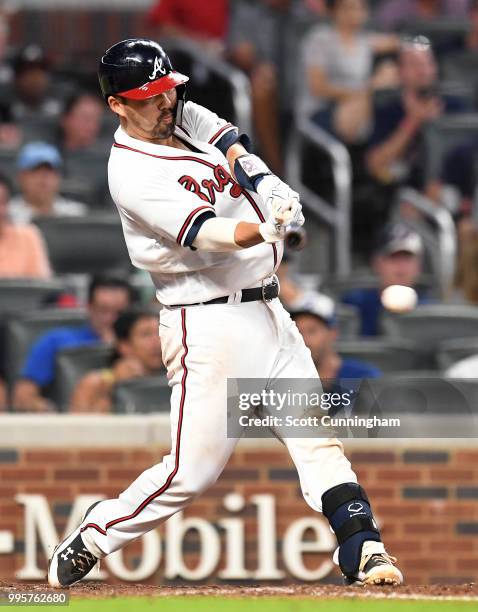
top-left (170, 278), bottom-right (279, 308)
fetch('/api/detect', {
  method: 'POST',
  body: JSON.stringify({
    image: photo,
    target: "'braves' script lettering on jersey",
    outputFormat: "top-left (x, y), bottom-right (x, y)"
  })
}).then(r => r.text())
top-left (178, 165), bottom-right (243, 205)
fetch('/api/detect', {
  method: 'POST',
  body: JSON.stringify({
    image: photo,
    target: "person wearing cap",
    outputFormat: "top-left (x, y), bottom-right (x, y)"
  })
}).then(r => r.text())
top-left (10, 44), bottom-right (61, 121)
top-left (342, 222), bottom-right (428, 336)
top-left (8, 141), bottom-right (87, 225)
top-left (290, 292), bottom-right (381, 381)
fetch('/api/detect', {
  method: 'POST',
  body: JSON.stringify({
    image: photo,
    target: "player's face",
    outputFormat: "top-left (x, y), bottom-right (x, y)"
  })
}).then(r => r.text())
top-left (113, 88), bottom-right (178, 142)
top-left (119, 316), bottom-right (163, 372)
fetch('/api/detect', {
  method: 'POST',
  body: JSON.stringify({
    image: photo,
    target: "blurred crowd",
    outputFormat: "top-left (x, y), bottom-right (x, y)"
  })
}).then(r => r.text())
top-left (2, 0), bottom-right (478, 413)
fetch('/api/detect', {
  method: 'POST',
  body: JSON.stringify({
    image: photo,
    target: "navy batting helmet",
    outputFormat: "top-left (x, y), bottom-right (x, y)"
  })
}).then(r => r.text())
top-left (98, 38), bottom-right (189, 118)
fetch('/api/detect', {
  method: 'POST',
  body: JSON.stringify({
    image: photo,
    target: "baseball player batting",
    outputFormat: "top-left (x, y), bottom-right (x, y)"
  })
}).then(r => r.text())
top-left (48, 39), bottom-right (402, 588)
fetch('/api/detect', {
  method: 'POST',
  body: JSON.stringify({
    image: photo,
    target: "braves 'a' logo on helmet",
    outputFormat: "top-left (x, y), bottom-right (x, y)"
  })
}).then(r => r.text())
top-left (149, 56), bottom-right (167, 80)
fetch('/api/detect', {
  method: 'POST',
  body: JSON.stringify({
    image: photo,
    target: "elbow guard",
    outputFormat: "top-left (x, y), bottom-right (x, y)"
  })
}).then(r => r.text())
top-left (234, 154), bottom-right (272, 192)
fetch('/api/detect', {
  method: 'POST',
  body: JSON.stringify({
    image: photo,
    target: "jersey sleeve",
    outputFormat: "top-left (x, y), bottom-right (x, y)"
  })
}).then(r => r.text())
top-left (180, 101), bottom-right (240, 152)
top-left (118, 167), bottom-right (217, 249)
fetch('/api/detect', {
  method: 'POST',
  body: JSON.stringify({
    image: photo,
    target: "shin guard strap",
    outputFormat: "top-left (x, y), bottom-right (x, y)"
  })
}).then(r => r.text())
top-left (335, 516), bottom-right (380, 546)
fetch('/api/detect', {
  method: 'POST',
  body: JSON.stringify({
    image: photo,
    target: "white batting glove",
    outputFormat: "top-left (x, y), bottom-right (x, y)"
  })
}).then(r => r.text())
top-left (257, 176), bottom-right (304, 227)
top-left (270, 195), bottom-right (305, 227)
top-left (258, 210), bottom-right (286, 244)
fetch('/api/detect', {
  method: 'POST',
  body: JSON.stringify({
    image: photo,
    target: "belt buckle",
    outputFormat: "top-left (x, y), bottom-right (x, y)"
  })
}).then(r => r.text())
top-left (262, 275), bottom-right (279, 302)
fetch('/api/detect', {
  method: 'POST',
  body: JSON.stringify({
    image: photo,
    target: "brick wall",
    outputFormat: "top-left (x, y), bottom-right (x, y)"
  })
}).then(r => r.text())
top-left (0, 443), bottom-right (477, 585)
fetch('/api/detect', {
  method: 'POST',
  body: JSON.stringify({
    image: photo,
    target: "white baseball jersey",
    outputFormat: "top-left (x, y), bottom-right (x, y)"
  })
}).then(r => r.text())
top-left (108, 101), bottom-right (283, 306)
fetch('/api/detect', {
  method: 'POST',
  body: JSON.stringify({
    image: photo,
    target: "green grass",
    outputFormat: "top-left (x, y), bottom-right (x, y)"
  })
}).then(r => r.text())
top-left (16, 596), bottom-right (478, 612)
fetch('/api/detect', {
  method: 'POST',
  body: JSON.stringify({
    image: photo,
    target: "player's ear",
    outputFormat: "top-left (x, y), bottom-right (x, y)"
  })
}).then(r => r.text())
top-left (108, 95), bottom-right (126, 117)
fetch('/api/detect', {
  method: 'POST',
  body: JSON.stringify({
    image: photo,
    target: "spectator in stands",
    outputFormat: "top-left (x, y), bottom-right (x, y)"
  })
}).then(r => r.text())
top-left (8, 142), bottom-right (87, 224)
top-left (342, 222), bottom-right (427, 335)
top-left (0, 380), bottom-right (5, 411)
top-left (302, 0), bottom-right (328, 15)
top-left (0, 11), bottom-right (21, 149)
top-left (228, 0), bottom-right (298, 174)
top-left (12, 276), bottom-right (135, 413)
top-left (426, 137), bottom-right (478, 224)
top-left (146, 0), bottom-right (228, 55)
top-left (58, 91), bottom-right (105, 154)
top-left (0, 11), bottom-right (12, 88)
top-left (450, 226), bottom-right (478, 305)
top-left (376, 0), bottom-right (470, 31)
top-left (10, 44), bottom-right (61, 121)
top-left (466, 0), bottom-right (478, 50)
top-left (290, 292), bottom-right (381, 379)
top-left (70, 308), bottom-right (163, 413)
top-left (0, 173), bottom-right (51, 278)
top-left (366, 37), bottom-right (466, 190)
top-left (299, 0), bottom-right (399, 143)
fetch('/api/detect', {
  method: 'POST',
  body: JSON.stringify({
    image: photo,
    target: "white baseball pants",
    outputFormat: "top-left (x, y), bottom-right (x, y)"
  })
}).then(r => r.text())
top-left (81, 298), bottom-right (357, 557)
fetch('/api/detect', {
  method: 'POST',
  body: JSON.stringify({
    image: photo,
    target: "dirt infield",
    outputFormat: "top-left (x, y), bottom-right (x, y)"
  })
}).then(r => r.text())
top-left (1, 581), bottom-right (477, 601)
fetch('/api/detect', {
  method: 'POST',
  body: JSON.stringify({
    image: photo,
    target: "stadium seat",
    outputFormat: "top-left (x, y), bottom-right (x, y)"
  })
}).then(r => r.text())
top-left (361, 375), bottom-right (478, 414)
top-left (423, 114), bottom-right (478, 183)
top-left (62, 150), bottom-right (111, 207)
top-left (0, 150), bottom-right (18, 185)
top-left (436, 337), bottom-right (478, 371)
top-left (0, 279), bottom-right (65, 314)
top-left (336, 304), bottom-right (360, 339)
top-left (441, 51), bottom-right (478, 95)
top-left (34, 215), bottom-right (132, 275)
top-left (381, 305), bottom-right (478, 356)
top-left (53, 344), bottom-right (114, 411)
top-left (113, 375), bottom-right (170, 414)
top-left (4, 308), bottom-right (88, 388)
top-left (336, 338), bottom-right (422, 373)
top-left (349, 375), bottom-right (478, 438)
top-left (18, 116), bottom-right (59, 144)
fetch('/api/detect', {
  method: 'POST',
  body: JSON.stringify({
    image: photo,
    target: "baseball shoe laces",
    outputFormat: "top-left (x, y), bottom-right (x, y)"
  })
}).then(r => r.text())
top-left (358, 552), bottom-right (403, 586)
top-left (48, 501), bottom-right (102, 588)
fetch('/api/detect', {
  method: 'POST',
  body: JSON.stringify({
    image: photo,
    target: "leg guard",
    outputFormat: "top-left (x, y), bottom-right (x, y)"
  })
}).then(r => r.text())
top-left (322, 482), bottom-right (382, 577)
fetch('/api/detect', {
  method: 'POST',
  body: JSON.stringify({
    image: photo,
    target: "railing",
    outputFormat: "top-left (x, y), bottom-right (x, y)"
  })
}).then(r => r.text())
top-left (285, 117), bottom-right (352, 278)
top-left (161, 37), bottom-right (253, 137)
top-left (396, 187), bottom-right (457, 297)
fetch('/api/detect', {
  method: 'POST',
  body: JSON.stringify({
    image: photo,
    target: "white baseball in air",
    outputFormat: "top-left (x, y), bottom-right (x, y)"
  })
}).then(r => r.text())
top-left (381, 285), bottom-right (418, 313)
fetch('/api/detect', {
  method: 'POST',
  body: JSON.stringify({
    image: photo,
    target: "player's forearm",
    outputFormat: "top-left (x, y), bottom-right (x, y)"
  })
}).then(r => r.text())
top-left (235, 221), bottom-right (266, 247)
top-left (192, 217), bottom-right (281, 251)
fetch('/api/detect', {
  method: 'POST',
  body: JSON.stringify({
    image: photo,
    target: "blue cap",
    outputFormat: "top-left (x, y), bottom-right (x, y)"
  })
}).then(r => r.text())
top-left (17, 142), bottom-right (62, 171)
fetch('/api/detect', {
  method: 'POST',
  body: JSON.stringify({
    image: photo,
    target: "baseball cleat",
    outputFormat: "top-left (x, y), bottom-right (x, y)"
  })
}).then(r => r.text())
top-left (344, 552), bottom-right (403, 587)
top-left (48, 501), bottom-right (101, 588)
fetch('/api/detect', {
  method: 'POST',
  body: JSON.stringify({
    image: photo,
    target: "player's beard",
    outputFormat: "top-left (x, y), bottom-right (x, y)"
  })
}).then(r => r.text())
top-left (153, 110), bottom-right (176, 139)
